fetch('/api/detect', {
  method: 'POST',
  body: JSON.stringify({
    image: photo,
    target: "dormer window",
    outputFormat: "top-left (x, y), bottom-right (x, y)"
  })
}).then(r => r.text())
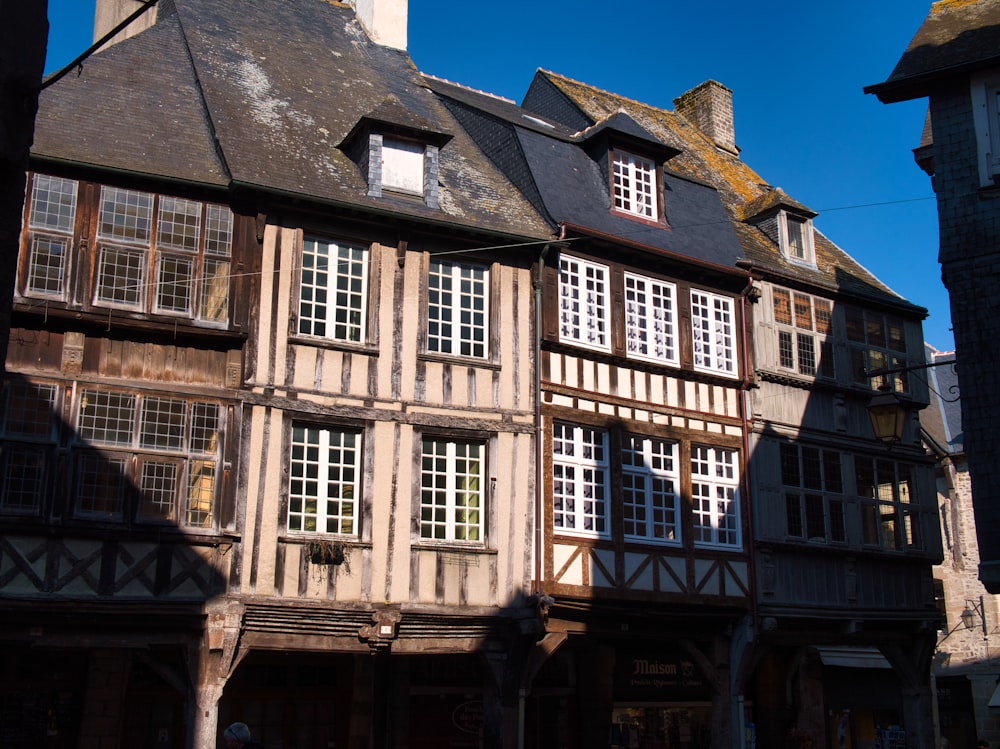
top-left (612, 150), bottom-right (657, 220)
top-left (779, 211), bottom-right (815, 266)
top-left (382, 137), bottom-right (425, 195)
top-left (340, 97), bottom-right (452, 210)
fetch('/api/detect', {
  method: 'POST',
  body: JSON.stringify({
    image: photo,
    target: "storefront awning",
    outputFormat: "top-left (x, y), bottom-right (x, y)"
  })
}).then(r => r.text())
top-left (815, 647), bottom-right (892, 669)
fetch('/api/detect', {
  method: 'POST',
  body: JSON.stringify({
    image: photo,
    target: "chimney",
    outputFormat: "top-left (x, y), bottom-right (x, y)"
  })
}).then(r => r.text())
top-left (93, 0), bottom-right (158, 47)
top-left (349, 0), bottom-right (408, 51)
top-left (673, 80), bottom-right (737, 156)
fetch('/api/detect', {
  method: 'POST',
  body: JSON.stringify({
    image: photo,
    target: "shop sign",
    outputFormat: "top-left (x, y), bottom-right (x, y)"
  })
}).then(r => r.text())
top-left (614, 648), bottom-right (710, 701)
top-left (452, 700), bottom-right (483, 735)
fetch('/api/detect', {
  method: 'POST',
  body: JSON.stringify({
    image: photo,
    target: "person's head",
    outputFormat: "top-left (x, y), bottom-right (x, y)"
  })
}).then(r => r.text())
top-left (978, 740), bottom-right (989, 749)
top-left (224, 722), bottom-right (252, 749)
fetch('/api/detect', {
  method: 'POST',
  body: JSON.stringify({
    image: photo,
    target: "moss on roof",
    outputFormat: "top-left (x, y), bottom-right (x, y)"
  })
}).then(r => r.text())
top-left (537, 70), bottom-right (916, 308)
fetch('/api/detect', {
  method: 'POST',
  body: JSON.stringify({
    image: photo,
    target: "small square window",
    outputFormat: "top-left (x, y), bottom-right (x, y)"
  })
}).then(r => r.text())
top-left (382, 138), bottom-right (425, 195)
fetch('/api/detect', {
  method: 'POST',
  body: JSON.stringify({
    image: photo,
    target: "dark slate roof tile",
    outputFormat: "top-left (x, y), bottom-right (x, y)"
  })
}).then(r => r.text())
top-left (866, 0), bottom-right (1000, 101)
top-left (32, 0), bottom-right (552, 240)
top-left (33, 14), bottom-right (229, 187)
top-left (532, 70), bottom-right (922, 310)
top-left (430, 74), bottom-right (746, 271)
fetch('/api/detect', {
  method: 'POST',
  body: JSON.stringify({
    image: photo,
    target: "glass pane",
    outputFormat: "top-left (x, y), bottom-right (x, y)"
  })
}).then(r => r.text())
top-left (156, 196), bottom-right (202, 252)
top-left (27, 235), bottom-right (68, 296)
top-left (98, 186), bottom-right (152, 244)
top-left (201, 259), bottom-right (230, 322)
top-left (29, 174), bottom-right (78, 232)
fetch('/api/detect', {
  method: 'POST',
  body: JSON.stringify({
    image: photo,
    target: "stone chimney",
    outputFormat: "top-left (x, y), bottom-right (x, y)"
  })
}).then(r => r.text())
top-left (673, 80), bottom-right (737, 156)
top-left (93, 0), bottom-right (158, 47)
top-left (348, 0), bottom-right (408, 51)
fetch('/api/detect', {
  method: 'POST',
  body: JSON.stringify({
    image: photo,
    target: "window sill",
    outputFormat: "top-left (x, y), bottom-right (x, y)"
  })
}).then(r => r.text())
top-left (411, 542), bottom-right (496, 555)
top-left (418, 351), bottom-right (500, 370)
top-left (610, 208), bottom-right (666, 230)
top-left (12, 302), bottom-right (245, 342)
top-left (288, 334), bottom-right (379, 356)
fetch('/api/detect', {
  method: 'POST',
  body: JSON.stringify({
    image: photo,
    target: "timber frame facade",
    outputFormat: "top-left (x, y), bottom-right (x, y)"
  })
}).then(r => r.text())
top-left (0, 1), bottom-right (944, 749)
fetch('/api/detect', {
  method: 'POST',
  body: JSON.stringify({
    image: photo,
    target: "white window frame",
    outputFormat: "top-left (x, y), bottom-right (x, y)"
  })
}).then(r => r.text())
top-left (382, 137), bottom-right (425, 195)
top-left (287, 424), bottom-right (361, 536)
top-left (691, 289), bottom-right (737, 377)
top-left (778, 211), bottom-right (815, 266)
top-left (551, 422), bottom-right (610, 539)
top-left (298, 236), bottom-right (370, 343)
top-left (427, 259), bottom-right (490, 358)
top-left (612, 150), bottom-right (657, 220)
top-left (624, 272), bottom-right (678, 366)
top-left (419, 437), bottom-right (485, 544)
top-left (621, 434), bottom-right (681, 545)
top-left (971, 71), bottom-right (1000, 185)
top-left (558, 255), bottom-right (611, 352)
top-left (690, 445), bottom-right (741, 548)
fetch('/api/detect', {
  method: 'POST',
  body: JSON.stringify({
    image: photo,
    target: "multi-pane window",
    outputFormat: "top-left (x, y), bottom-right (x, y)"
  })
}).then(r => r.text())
top-left (552, 422), bottom-right (609, 538)
top-left (773, 287), bottom-right (834, 378)
top-left (559, 256), bottom-right (610, 351)
top-left (420, 438), bottom-right (483, 542)
top-left (624, 272), bottom-right (677, 365)
top-left (612, 151), bottom-right (657, 220)
top-left (23, 174), bottom-right (78, 299)
top-left (690, 445), bottom-right (740, 547)
top-left (298, 236), bottom-right (369, 343)
top-left (427, 259), bottom-right (489, 358)
top-left (74, 388), bottom-right (222, 527)
top-left (691, 290), bottom-right (736, 377)
top-left (780, 443), bottom-right (846, 543)
top-left (89, 185), bottom-right (232, 322)
top-left (621, 434), bottom-right (680, 544)
top-left (287, 424), bottom-right (361, 535)
top-left (845, 306), bottom-right (909, 392)
top-left (0, 380), bottom-right (59, 514)
top-left (857, 457), bottom-right (920, 551)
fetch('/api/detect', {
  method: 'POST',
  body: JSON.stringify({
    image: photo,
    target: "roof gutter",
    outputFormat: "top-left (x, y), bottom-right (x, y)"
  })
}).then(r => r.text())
top-left (28, 156), bottom-right (554, 248)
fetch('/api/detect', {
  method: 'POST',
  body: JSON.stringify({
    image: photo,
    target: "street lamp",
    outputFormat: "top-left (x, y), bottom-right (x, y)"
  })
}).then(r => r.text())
top-left (864, 358), bottom-right (958, 445)
top-left (961, 596), bottom-right (988, 640)
top-left (866, 386), bottom-right (906, 445)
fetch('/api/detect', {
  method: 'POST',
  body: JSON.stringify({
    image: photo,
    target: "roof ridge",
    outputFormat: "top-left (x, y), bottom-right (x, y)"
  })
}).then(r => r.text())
top-left (538, 69), bottom-right (681, 121)
top-left (420, 73), bottom-right (514, 104)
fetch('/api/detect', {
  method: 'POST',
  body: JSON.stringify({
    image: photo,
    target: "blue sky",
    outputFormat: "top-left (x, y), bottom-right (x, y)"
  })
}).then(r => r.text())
top-left (43, 1), bottom-right (948, 349)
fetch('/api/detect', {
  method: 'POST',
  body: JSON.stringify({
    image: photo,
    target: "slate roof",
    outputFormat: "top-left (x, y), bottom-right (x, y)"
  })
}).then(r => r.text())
top-left (865, 0), bottom-right (1000, 103)
top-left (32, 0), bottom-right (551, 240)
top-left (921, 344), bottom-right (963, 456)
top-left (526, 70), bottom-right (925, 312)
top-left (425, 76), bottom-right (746, 273)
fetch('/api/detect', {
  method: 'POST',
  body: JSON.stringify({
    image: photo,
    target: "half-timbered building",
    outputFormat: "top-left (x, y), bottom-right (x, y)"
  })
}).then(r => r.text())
top-left (1, 0), bottom-right (554, 747)
top-left (513, 72), bottom-right (942, 749)
top-left (2, 1), bottom-right (947, 748)
top-left (426, 75), bottom-right (754, 749)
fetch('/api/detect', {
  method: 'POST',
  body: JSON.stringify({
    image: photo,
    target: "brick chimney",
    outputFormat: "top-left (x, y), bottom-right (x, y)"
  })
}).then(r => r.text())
top-left (93, 0), bottom-right (158, 47)
top-left (673, 80), bottom-right (737, 156)
top-left (348, 0), bottom-right (408, 51)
